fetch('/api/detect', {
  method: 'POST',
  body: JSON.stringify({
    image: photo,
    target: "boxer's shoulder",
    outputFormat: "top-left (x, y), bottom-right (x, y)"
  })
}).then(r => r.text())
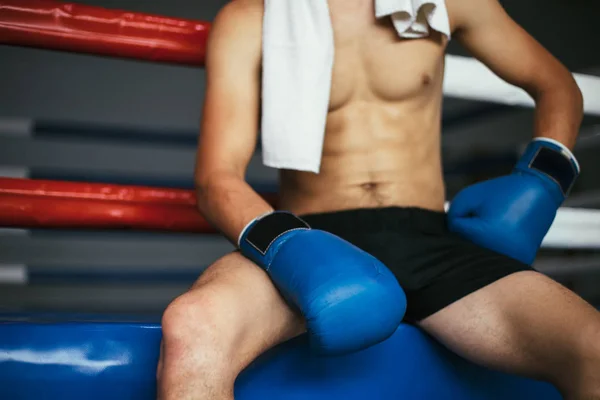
top-left (445, 0), bottom-right (513, 35)
top-left (216, 0), bottom-right (263, 15)
top-left (212, 0), bottom-right (263, 37)
top-left (208, 0), bottom-right (263, 61)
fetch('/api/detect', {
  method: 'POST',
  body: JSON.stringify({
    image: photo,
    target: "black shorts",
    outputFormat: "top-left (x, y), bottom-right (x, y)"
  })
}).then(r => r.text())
top-left (300, 207), bottom-right (534, 322)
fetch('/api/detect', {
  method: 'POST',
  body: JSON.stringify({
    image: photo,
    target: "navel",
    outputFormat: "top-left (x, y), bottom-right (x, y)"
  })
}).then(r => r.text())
top-left (360, 182), bottom-right (379, 192)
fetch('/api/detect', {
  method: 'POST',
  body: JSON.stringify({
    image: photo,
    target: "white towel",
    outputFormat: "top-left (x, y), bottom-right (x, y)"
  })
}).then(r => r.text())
top-left (376, 0), bottom-right (450, 40)
top-left (261, 0), bottom-right (451, 174)
top-left (261, 0), bottom-right (334, 173)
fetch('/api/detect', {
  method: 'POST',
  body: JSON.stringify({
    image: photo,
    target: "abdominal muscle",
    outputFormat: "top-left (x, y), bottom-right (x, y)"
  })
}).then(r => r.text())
top-left (280, 52), bottom-right (445, 214)
top-left (278, 98), bottom-right (447, 215)
top-left (278, 11), bottom-right (448, 215)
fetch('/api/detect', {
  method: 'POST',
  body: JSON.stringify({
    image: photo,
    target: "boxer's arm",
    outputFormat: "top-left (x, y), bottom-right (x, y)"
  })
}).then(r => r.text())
top-left (195, 1), bottom-right (272, 243)
top-left (451, 0), bottom-right (583, 149)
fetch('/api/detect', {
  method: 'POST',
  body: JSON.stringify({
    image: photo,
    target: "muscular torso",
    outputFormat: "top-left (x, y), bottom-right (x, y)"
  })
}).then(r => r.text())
top-left (275, 1), bottom-right (450, 214)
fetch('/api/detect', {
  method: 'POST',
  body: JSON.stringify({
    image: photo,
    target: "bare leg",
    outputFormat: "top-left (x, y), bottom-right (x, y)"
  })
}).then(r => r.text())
top-left (419, 271), bottom-right (600, 399)
top-left (157, 252), bottom-right (305, 400)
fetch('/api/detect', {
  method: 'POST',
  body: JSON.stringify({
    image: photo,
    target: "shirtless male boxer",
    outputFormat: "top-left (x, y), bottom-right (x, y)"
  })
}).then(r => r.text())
top-left (157, 0), bottom-right (600, 398)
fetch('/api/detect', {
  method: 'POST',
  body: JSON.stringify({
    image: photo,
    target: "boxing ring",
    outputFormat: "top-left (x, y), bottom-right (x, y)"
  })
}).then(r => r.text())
top-left (1, 1), bottom-right (600, 398)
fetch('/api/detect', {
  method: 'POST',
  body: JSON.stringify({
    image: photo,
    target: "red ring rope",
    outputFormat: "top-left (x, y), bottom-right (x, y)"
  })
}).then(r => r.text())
top-left (0, 177), bottom-right (197, 205)
top-left (0, 178), bottom-right (277, 232)
top-left (0, 0), bottom-right (210, 66)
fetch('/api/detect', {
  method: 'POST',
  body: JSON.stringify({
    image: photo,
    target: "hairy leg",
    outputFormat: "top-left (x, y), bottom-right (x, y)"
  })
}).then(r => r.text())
top-left (157, 252), bottom-right (305, 400)
top-left (418, 271), bottom-right (600, 399)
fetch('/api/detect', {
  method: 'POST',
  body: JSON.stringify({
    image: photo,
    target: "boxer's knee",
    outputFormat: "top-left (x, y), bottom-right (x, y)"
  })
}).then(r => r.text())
top-left (158, 252), bottom-right (304, 398)
top-left (161, 289), bottom-right (238, 374)
top-left (158, 279), bottom-right (254, 399)
top-left (554, 319), bottom-right (600, 399)
top-left (158, 294), bottom-right (239, 400)
top-left (574, 322), bottom-right (600, 398)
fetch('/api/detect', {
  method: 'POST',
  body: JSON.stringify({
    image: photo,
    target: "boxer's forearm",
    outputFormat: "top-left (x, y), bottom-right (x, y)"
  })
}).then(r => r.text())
top-left (195, 172), bottom-right (273, 244)
top-left (531, 77), bottom-right (583, 150)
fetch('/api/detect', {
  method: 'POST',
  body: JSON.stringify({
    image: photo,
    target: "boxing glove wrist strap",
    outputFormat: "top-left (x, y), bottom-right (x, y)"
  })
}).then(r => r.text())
top-left (515, 138), bottom-right (580, 197)
top-left (238, 211), bottom-right (310, 255)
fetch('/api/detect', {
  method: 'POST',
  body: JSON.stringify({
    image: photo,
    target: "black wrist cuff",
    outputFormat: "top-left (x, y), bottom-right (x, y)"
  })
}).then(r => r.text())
top-left (244, 212), bottom-right (310, 255)
top-left (528, 147), bottom-right (578, 195)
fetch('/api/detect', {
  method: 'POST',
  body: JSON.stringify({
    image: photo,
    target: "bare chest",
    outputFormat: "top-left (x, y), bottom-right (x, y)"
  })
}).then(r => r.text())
top-left (327, 0), bottom-right (448, 108)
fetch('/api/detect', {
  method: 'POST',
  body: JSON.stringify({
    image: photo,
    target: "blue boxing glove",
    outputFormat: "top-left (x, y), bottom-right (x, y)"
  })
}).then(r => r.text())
top-left (238, 211), bottom-right (406, 355)
top-left (448, 138), bottom-right (580, 265)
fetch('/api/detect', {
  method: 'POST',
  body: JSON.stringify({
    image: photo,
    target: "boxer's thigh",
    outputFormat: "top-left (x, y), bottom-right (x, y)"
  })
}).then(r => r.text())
top-left (418, 270), bottom-right (600, 385)
top-left (164, 251), bottom-right (305, 372)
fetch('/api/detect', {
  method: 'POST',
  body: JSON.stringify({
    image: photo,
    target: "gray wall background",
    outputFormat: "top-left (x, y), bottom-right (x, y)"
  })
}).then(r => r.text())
top-left (1, 0), bottom-right (599, 315)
